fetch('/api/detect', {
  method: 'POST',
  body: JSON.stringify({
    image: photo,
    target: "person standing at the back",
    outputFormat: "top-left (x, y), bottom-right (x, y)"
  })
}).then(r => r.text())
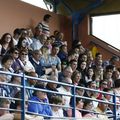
top-left (37, 14), bottom-right (52, 37)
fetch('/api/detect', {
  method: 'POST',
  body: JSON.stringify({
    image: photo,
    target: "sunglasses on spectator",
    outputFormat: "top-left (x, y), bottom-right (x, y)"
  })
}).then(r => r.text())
top-left (21, 53), bottom-right (28, 55)
top-left (14, 52), bottom-right (19, 54)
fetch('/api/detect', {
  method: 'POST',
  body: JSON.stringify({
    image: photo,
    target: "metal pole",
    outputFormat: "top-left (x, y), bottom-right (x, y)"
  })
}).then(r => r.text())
top-left (21, 73), bottom-right (25, 120)
top-left (113, 92), bottom-right (117, 120)
top-left (72, 85), bottom-right (76, 119)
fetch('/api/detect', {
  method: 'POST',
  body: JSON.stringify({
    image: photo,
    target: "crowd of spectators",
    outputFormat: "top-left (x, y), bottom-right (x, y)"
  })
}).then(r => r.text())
top-left (0, 13), bottom-right (120, 120)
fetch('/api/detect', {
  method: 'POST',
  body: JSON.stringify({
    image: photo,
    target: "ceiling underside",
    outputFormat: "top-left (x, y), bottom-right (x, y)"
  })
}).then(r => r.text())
top-left (47, 0), bottom-right (120, 16)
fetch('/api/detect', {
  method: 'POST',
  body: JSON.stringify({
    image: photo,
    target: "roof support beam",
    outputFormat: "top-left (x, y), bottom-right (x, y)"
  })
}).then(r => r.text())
top-left (72, 0), bottom-right (104, 44)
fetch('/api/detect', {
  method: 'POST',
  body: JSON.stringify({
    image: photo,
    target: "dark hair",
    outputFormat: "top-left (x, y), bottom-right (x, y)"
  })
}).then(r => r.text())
top-left (110, 56), bottom-right (119, 61)
top-left (69, 97), bottom-right (83, 107)
top-left (32, 50), bottom-right (41, 55)
top-left (32, 83), bottom-right (46, 96)
top-left (17, 37), bottom-right (27, 50)
top-left (50, 35), bottom-right (55, 39)
top-left (103, 88), bottom-right (111, 92)
top-left (54, 30), bottom-right (59, 36)
top-left (14, 91), bottom-right (21, 109)
top-left (0, 33), bottom-right (14, 48)
top-left (86, 81), bottom-right (96, 87)
top-left (100, 80), bottom-right (107, 86)
top-left (95, 52), bottom-right (102, 57)
top-left (69, 59), bottom-right (77, 65)
top-left (52, 43), bottom-right (60, 48)
top-left (82, 99), bottom-right (92, 116)
top-left (1, 54), bottom-right (13, 65)
top-left (43, 14), bottom-right (51, 21)
top-left (86, 67), bottom-right (94, 78)
top-left (106, 65), bottom-right (114, 71)
top-left (13, 28), bottom-right (21, 35)
top-left (19, 48), bottom-right (28, 55)
top-left (49, 95), bottom-right (62, 104)
top-left (114, 79), bottom-right (120, 88)
top-left (8, 47), bottom-right (19, 54)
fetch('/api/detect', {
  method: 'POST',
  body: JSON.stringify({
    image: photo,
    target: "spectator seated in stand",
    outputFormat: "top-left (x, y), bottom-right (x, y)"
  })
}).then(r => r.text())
top-left (67, 97), bottom-right (83, 119)
top-left (82, 99), bottom-right (97, 118)
top-left (49, 95), bottom-right (63, 119)
top-left (0, 98), bottom-right (14, 120)
top-left (29, 50), bottom-right (43, 76)
top-left (46, 75), bottom-right (59, 100)
top-left (13, 91), bottom-right (43, 120)
top-left (28, 83), bottom-right (53, 117)
top-left (94, 98), bottom-right (109, 120)
top-left (12, 49), bottom-right (35, 73)
top-left (57, 77), bottom-right (72, 116)
top-left (57, 44), bottom-right (68, 62)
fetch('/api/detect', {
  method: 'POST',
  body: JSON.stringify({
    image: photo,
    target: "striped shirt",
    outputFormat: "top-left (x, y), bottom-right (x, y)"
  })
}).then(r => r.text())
top-left (37, 21), bottom-right (50, 37)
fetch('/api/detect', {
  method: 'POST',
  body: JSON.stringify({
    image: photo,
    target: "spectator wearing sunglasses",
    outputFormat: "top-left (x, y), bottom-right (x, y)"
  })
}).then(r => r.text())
top-left (12, 49), bottom-right (35, 73)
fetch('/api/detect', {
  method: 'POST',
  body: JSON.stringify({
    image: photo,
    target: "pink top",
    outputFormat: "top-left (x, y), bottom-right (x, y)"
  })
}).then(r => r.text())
top-left (67, 109), bottom-right (82, 118)
top-left (83, 113), bottom-right (97, 118)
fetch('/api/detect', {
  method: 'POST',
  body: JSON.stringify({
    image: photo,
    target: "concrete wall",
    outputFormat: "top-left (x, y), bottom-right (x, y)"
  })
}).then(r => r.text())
top-left (0, 0), bottom-right (72, 49)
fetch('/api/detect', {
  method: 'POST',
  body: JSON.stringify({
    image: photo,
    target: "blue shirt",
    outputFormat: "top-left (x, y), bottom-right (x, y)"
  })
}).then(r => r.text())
top-left (28, 96), bottom-right (53, 117)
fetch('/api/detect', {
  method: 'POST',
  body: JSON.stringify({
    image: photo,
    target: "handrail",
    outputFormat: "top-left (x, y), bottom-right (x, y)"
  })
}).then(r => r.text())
top-left (0, 71), bottom-right (118, 120)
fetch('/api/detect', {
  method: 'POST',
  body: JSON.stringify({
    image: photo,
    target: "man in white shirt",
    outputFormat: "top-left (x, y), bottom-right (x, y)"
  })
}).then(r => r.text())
top-left (31, 26), bottom-right (43, 50)
top-left (57, 77), bottom-right (72, 109)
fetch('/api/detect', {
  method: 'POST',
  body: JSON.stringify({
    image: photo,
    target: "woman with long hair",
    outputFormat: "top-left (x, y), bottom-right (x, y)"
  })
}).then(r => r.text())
top-left (0, 33), bottom-right (14, 56)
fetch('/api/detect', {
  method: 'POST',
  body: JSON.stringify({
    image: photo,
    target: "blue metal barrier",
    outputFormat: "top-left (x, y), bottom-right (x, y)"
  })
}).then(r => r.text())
top-left (0, 71), bottom-right (118, 120)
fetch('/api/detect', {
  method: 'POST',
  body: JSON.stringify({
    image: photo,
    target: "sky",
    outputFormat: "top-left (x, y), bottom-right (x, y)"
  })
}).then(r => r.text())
top-left (92, 14), bottom-right (120, 50)
top-left (21, 0), bottom-right (48, 10)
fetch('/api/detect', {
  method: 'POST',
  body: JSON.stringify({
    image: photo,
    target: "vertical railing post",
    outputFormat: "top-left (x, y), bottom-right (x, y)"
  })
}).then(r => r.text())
top-left (72, 85), bottom-right (76, 119)
top-left (113, 92), bottom-right (117, 120)
top-left (21, 73), bottom-right (25, 120)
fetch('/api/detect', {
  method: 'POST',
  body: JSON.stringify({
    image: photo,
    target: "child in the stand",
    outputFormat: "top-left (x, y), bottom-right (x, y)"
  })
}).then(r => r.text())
top-left (49, 95), bottom-right (63, 119)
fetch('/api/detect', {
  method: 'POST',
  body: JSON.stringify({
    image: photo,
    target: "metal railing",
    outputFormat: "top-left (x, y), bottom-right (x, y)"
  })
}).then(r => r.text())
top-left (0, 71), bottom-right (118, 120)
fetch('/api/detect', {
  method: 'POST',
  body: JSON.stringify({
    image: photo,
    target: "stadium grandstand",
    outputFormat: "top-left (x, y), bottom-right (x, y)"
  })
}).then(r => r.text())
top-left (0, 0), bottom-right (120, 120)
